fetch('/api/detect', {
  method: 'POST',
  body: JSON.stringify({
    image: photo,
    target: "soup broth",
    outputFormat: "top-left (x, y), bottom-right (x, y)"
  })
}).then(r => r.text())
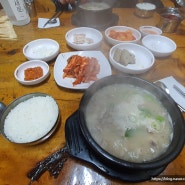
top-left (79, 2), bottom-right (110, 11)
top-left (85, 84), bottom-right (173, 163)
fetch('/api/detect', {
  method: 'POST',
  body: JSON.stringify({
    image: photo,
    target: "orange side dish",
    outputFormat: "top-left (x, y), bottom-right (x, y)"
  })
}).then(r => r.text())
top-left (109, 29), bottom-right (136, 41)
top-left (63, 55), bottom-right (100, 86)
top-left (24, 66), bottom-right (43, 81)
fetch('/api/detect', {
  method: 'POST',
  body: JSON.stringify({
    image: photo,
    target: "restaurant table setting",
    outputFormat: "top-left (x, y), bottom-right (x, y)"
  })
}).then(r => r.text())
top-left (0, 0), bottom-right (185, 185)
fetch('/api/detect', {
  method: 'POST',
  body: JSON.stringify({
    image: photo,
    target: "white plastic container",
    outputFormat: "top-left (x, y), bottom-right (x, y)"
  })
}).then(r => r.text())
top-left (0, 0), bottom-right (30, 26)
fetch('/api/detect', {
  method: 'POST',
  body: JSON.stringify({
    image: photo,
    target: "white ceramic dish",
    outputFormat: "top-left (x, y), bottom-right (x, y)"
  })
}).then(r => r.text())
top-left (54, 51), bottom-right (112, 89)
top-left (23, 39), bottom-right (60, 62)
top-left (14, 60), bottom-right (49, 85)
top-left (105, 26), bottom-right (141, 46)
top-left (139, 26), bottom-right (162, 37)
top-left (142, 35), bottom-right (176, 57)
top-left (109, 43), bottom-right (155, 74)
top-left (65, 27), bottom-right (103, 50)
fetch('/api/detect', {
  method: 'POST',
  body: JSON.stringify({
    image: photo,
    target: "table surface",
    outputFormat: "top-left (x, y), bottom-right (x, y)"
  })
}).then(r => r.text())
top-left (0, 8), bottom-right (185, 185)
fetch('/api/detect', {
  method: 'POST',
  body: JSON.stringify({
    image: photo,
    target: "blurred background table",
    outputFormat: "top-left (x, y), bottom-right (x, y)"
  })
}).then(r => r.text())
top-left (0, 1), bottom-right (185, 185)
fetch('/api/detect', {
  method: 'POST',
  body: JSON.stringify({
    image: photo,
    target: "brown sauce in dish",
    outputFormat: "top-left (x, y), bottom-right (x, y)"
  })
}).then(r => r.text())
top-left (24, 66), bottom-right (43, 81)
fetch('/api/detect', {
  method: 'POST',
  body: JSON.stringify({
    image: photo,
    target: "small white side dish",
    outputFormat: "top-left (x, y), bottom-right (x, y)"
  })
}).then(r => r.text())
top-left (23, 39), bottom-right (60, 62)
top-left (14, 60), bottom-right (49, 85)
top-left (142, 35), bottom-right (177, 57)
top-left (65, 27), bottom-right (103, 50)
top-left (109, 43), bottom-right (155, 74)
top-left (105, 26), bottom-right (141, 45)
top-left (139, 26), bottom-right (162, 37)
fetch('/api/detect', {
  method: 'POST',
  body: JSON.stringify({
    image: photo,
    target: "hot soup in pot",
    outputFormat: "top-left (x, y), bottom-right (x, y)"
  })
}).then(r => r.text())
top-left (79, 2), bottom-right (111, 11)
top-left (85, 83), bottom-right (173, 163)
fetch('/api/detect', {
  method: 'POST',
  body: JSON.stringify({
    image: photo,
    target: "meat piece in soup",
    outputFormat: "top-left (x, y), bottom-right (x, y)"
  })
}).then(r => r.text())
top-left (85, 84), bottom-right (173, 163)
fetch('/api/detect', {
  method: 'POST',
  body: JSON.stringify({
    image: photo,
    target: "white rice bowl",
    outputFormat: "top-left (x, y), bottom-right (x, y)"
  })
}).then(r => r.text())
top-left (4, 96), bottom-right (59, 143)
top-left (136, 2), bottom-right (156, 11)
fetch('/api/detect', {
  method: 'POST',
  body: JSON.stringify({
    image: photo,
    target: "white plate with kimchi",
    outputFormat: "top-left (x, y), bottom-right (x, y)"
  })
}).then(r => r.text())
top-left (54, 51), bottom-right (112, 89)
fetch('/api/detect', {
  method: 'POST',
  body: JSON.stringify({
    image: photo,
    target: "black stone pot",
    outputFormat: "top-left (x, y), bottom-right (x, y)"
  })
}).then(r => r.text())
top-left (27, 75), bottom-right (185, 183)
top-left (72, 1), bottom-right (119, 30)
top-left (78, 75), bottom-right (185, 170)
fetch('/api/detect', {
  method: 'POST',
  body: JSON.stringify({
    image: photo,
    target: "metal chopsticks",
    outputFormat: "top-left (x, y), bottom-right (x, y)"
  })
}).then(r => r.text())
top-left (43, 0), bottom-right (67, 28)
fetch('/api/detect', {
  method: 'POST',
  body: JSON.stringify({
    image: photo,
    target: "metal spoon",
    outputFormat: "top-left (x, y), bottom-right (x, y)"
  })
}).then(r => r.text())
top-left (155, 81), bottom-right (170, 94)
top-left (43, 10), bottom-right (63, 27)
top-left (46, 18), bottom-right (57, 24)
top-left (154, 81), bottom-right (185, 112)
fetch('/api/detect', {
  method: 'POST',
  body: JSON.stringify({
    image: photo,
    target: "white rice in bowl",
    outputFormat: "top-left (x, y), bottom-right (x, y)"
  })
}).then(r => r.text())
top-left (4, 96), bottom-right (59, 143)
top-left (136, 3), bottom-right (156, 11)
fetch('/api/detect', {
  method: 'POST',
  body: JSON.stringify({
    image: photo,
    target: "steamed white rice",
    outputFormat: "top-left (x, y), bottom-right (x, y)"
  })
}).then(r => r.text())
top-left (4, 96), bottom-right (58, 143)
top-left (136, 3), bottom-right (156, 10)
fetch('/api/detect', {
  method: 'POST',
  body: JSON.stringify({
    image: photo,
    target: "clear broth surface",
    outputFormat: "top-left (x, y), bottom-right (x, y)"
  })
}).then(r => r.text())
top-left (79, 2), bottom-right (110, 11)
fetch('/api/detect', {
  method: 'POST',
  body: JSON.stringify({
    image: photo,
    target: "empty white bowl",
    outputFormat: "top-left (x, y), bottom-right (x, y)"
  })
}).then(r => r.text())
top-left (109, 43), bottom-right (155, 74)
top-left (105, 26), bottom-right (141, 46)
top-left (142, 35), bottom-right (176, 57)
top-left (139, 26), bottom-right (162, 37)
top-left (14, 60), bottom-right (49, 85)
top-left (23, 39), bottom-right (60, 62)
top-left (65, 27), bottom-right (103, 50)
